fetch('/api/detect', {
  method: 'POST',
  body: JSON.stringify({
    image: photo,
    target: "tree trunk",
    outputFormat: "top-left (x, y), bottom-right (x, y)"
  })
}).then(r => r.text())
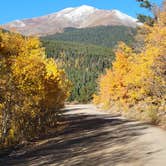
top-left (1, 103), bottom-right (12, 145)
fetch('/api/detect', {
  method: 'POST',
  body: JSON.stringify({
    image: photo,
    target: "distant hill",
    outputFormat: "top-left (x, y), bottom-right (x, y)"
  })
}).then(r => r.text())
top-left (43, 26), bottom-right (136, 48)
top-left (2, 5), bottom-right (141, 36)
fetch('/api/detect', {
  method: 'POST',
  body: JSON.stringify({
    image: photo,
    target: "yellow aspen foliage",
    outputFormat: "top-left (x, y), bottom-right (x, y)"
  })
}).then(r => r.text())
top-left (94, 6), bottom-right (166, 121)
top-left (0, 30), bottom-right (71, 146)
top-left (94, 43), bottom-right (134, 108)
top-left (43, 58), bottom-right (71, 109)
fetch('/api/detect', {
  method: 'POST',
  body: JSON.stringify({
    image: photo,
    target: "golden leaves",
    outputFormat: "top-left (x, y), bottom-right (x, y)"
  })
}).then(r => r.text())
top-left (94, 9), bottom-right (166, 115)
top-left (0, 30), bottom-right (71, 145)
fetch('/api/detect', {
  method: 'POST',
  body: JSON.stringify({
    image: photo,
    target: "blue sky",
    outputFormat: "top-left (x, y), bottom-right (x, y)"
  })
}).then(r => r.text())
top-left (0, 0), bottom-right (162, 24)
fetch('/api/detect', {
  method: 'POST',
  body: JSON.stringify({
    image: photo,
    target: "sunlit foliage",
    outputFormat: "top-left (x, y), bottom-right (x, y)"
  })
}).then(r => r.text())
top-left (0, 31), bottom-right (71, 147)
top-left (94, 5), bottom-right (166, 123)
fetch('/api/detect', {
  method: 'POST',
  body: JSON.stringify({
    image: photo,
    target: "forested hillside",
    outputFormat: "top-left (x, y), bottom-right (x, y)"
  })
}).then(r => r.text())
top-left (43, 26), bottom-right (136, 48)
top-left (42, 40), bottom-right (114, 102)
top-left (41, 26), bottom-right (137, 102)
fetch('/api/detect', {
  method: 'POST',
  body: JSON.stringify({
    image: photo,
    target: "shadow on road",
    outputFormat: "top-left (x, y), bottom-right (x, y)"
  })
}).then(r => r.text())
top-left (0, 105), bottom-right (149, 166)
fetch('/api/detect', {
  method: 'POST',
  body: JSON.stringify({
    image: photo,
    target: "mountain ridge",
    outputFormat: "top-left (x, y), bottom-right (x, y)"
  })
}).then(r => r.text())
top-left (2, 5), bottom-right (141, 36)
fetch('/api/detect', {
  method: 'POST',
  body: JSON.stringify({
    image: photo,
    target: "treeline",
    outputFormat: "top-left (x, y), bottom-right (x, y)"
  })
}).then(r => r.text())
top-left (42, 26), bottom-right (136, 48)
top-left (94, 8), bottom-right (166, 125)
top-left (0, 30), bottom-right (71, 147)
top-left (42, 40), bottom-right (114, 102)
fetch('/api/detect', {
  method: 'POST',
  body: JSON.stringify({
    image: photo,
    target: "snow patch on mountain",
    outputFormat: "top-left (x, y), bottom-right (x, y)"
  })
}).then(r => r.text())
top-left (112, 10), bottom-right (137, 22)
top-left (8, 20), bottom-right (26, 28)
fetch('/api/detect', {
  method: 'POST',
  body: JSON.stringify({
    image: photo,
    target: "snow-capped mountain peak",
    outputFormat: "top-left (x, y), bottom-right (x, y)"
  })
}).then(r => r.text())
top-left (57, 5), bottom-right (97, 22)
top-left (2, 5), bottom-right (141, 36)
top-left (76, 5), bottom-right (97, 11)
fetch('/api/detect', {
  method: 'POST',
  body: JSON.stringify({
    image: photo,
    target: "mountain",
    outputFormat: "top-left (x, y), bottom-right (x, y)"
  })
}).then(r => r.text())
top-left (2, 5), bottom-right (141, 36)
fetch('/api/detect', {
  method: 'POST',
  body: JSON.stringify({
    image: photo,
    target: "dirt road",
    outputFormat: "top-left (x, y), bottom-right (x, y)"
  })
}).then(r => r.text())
top-left (0, 104), bottom-right (166, 166)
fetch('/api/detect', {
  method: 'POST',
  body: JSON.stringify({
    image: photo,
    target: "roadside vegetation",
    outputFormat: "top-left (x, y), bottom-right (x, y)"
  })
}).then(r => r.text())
top-left (93, 2), bottom-right (166, 126)
top-left (0, 31), bottom-right (71, 148)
